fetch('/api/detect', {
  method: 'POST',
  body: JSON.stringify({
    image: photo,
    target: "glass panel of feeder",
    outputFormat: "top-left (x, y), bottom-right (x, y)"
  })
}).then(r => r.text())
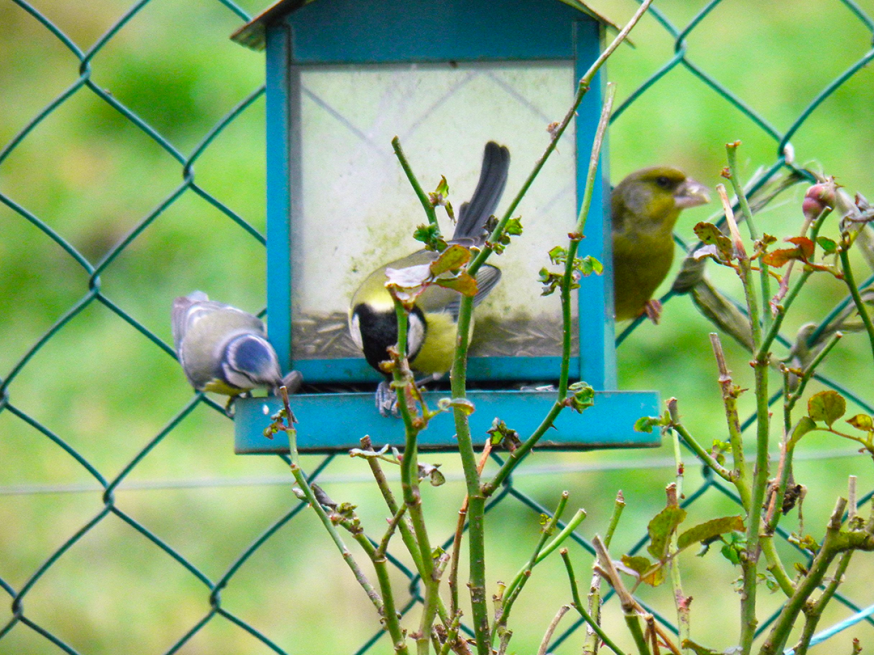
top-left (288, 61), bottom-right (578, 365)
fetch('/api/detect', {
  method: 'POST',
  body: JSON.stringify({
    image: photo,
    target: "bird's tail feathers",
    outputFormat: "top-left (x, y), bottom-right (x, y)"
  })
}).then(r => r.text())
top-left (454, 141), bottom-right (510, 242)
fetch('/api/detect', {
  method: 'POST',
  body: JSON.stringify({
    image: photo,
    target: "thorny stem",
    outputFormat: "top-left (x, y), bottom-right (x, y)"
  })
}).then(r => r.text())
top-left (668, 397), bottom-right (733, 483)
top-left (593, 536), bottom-right (651, 655)
top-left (792, 549), bottom-right (855, 655)
top-left (760, 499), bottom-right (861, 655)
top-left (467, 0), bottom-right (655, 279)
top-left (839, 245), bottom-right (874, 362)
top-left (709, 334), bottom-right (751, 508)
top-left (583, 492), bottom-right (625, 655)
top-left (392, 136), bottom-right (439, 235)
top-left (344, 527), bottom-right (410, 655)
top-left (559, 82), bottom-right (615, 399)
top-left (717, 183), bottom-right (771, 655)
top-left (449, 441), bottom-right (491, 618)
top-left (725, 142), bottom-right (771, 330)
top-left (482, 401), bottom-right (564, 496)
top-left (495, 493), bottom-right (571, 638)
top-left (561, 550), bottom-right (625, 655)
top-left (389, 296), bottom-right (439, 655)
top-left (785, 332), bottom-right (843, 414)
top-left (669, 435), bottom-right (691, 654)
top-left (481, 82), bottom-right (614, 498)
top-left (360, 437), bottom-right (455, 628)
top-left (280, 390), bottom-right (389, 630)
top-left (398, 6), bottom-right (652, 652)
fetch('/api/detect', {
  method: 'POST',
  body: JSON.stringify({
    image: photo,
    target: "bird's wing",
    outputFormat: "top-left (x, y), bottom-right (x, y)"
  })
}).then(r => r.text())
top-left (472, 265), bottom-right (501, 307)
top-left (172, 291), bottom-right (208, 353)
top-left (454, 142), bottom-right (510, 241)
top-left (440, 264), bottom-right (502, 319)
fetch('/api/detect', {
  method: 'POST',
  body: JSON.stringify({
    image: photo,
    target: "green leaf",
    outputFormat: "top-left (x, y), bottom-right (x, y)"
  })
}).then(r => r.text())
top-left (435, 271), bottom-right (478, 297)
top-left (433, 175), bottom-right (449, 198)
top-left (620, 554), bottom-right (652, 577)
top-left (646, 505), bottom-right (687, 561)
top-left (413, 223), bottom-right (448, 252)
top-left (677, 516), bottom-right (745, 551)
top-left (505, 216), bottom-right (523, 236)
top-left (694, 222), bottom-right (733, 261)
top-left (634, 416), bottom-right (661, 433)
top-left (548, 246), bottom-right (567, 265)
top-left (808, 390), bottom-right (846, 427)
top-left (847, 414), bottom-right (874, 432)
top-left (619, 554), bottom-right (665, 587)
top-left (817, 236), bottom-right (838, 254)
top-left (539, 268), bottom-right (563, 296)
top-left (719, 532), bottom-right (746, 566)
top-left (788, 416), bottom-right (817, 449)
top-left (567, 382), bottom-right (595, 413)
top-left (574, 255), bottom-right (603, 277)
top-left (487, 418), bottom-right (522, 451)
top-left (430, 244), bottom-right (471, 275)
top-left (788, 532), bottom-right (820, 554)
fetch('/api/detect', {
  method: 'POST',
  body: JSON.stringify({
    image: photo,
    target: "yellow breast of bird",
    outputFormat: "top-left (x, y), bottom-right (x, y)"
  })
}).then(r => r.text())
top-left (612, 229), bottom-right (675, 321)
top-left (409, 310), bottom-right (473, 376)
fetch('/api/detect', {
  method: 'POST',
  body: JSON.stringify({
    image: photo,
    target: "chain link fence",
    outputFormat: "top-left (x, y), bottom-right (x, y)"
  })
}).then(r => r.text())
top-left (2, 0), bottom-right (874, 653)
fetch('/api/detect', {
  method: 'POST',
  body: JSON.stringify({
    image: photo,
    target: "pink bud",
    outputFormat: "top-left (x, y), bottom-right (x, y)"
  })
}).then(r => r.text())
top-left (803, 180), bottom-right (836, 221)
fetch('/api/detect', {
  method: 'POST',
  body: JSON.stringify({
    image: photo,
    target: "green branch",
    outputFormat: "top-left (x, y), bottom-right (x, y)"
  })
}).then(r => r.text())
top-left (392, 136), bottom-right (440, 234)
top-left (839, 245), bottom-right (874, 362)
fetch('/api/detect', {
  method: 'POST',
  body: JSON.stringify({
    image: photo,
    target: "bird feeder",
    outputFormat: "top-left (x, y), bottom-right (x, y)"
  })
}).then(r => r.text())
top-left (231, 0), bottom-right (659, 453)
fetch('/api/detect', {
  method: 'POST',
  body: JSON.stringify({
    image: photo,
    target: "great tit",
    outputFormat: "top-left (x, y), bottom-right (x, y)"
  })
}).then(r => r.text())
top-left (349, 141), bottom-right (510, 414)
top-left (172, 291), bottom-right (301, 398)
top-left (611, 167), bottom-right (710, 323)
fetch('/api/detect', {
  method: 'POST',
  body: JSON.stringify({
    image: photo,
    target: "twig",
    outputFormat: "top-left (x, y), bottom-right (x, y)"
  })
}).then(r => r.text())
top-left (759, 498), bottom-right (850, 655)
top-left (561, 549), bottom-right (625, 655)
top-left (708, 334), bottom-right (751, 507)
top-left (280, 389), bottom-right (385, 616)
top-left (388, 295), bottom-right (439, 655)
top-left (444, 5), bottom-right (654, 650)
top-left (593, 535), bottom-right (651, 655)
top-left (537, 605), bottom-right (572, 655)
top-left (668, 440), bottom-right (690, 654)
top-left (496, 492), bottom-right (571, 636)
top-left (449, 440), bottom-right (491, 617)
top-left (558, 82), bottom-right (615, 399)
top-left (839, 244), bottom-right (874, 362)
top-left (725, 142), bottom-right (771, 328)
top-left (584, 492), bottom-right (625, 655)
top-left (392, 136), bottom-right (439, 234)
top-left (667, 397), bottom-right (733, 484)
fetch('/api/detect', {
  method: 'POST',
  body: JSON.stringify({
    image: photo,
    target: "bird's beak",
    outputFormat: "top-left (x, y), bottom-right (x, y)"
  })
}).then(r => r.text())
top-left (674, 178), bottom-right (711, 209)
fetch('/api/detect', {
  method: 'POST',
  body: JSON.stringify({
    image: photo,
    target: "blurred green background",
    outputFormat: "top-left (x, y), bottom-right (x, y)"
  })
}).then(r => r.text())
top-left (1, 0), bottom-right (873, 653)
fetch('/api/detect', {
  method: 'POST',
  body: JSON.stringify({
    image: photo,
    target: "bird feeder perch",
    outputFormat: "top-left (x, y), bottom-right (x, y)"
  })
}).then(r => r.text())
top-left (231, 0), bottom-right (660, 453)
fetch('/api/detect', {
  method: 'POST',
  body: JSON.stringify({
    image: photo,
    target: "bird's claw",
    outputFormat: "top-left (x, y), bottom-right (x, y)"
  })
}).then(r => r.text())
top-left (376, 381), bottom-right (400, 418)
top-left (644, 299), bottom-right (663, 324)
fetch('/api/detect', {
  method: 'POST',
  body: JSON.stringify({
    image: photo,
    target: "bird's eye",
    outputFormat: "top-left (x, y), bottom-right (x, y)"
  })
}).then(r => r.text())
top-left (655, 176), bottom-right (672, 189)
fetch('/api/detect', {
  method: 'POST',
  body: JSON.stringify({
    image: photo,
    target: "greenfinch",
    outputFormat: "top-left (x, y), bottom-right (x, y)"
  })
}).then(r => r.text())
top-left (611, 167), bottom-right (710, 322)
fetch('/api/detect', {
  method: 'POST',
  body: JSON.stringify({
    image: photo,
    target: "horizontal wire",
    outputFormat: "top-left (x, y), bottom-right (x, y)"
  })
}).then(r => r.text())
top-left (1, 447), bottom-right (866, 497)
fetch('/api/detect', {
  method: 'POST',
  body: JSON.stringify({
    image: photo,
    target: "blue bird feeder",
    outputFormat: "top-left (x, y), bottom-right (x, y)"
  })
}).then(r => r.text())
top-left (231, 0), bottom-right (660, 453)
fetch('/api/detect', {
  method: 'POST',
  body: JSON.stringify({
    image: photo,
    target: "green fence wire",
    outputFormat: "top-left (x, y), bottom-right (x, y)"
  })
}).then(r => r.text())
top-left (2, 0), bottom-right (874, 653)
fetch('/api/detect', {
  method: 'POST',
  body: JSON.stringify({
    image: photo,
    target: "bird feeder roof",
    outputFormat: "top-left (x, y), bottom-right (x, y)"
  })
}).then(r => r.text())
top-left (231, 0), bottom-right (620, 51)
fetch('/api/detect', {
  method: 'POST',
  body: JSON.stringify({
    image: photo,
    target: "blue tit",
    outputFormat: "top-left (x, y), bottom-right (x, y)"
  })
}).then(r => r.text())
top-left (349, 141), bottom-right (510, 415)
top-left (172, 291), bottom-right (300, 397)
